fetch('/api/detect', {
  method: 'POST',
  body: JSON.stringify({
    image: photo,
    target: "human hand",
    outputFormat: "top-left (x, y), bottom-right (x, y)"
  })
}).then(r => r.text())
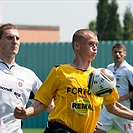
top-left (117, 97), bottom-right (123, 102)
top-left (14, 106), bottom-right (28, 119)
top-left (94, 121), bottom-right (103, 131)
top-left (96, 121), bottom-right (102, 127)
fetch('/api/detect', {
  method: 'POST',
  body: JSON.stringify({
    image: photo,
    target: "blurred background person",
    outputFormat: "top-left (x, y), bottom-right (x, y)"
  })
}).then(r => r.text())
top-left (95, 43), bottom-right (133, 133)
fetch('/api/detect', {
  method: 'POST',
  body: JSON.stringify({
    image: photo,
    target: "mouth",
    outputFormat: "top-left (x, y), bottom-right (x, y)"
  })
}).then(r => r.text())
top-left (93, 51), bottom-right (97, 54)
top-left (116, 57), bottom-right (120, 59)
top-left (11, 47), bottom-right (19, 53)
top-left (12, 46), bottom-right (18, 50)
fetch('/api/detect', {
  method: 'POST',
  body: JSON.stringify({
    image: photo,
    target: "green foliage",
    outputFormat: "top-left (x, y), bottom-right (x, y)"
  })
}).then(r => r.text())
top-left (96, 0), bottom-right (109, 40)
top-left (97, 0), bottom-right (123, 40)
top-left (123, 7), bottom-right (133, 40)
top-left (89, 0), bottom-right (133, 40)
top-left (107, 0), bottom-right (123, 40)
top-left (89, 21), bottom-right (97, 34)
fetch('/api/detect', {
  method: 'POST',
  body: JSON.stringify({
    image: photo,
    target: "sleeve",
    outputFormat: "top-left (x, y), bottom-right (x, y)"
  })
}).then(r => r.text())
top-left (103, 87), bottom-right (119, 105)
top-left (32, 74), bottom-right (42, 94)
top-left (35, 67), bottom-right (59, 106)
top-left (29, 73), bottom-right (42, 103)
top-left (127, 66), bottom-right (133, 90)
top-left (127, 66), bottom-right (133, 109)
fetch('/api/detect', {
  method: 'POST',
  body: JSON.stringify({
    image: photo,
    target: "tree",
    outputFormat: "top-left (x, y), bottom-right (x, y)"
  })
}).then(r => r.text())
top-left (88, 21), bottom-right (97, 34)
top-left (106, 0), bottom-right (123, 40)
top-left (90, 0), bottom-right (124, 40)
top-left (96, 0), bottom-right (109, 40)
top-left (123, 6), bottom-right (133, 40)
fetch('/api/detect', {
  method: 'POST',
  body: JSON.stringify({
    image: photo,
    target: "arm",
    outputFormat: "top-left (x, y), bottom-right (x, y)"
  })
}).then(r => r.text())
top-left (45, 99), bottom-right (55, 113)
top-left (105, 101), bottom-right (133, 120)
top-left (117, 91), bottom-right (133, 102)
top-left (14, 100), bottom-right (47, 119)
top-left (29, 91), bottom-right (54, 113)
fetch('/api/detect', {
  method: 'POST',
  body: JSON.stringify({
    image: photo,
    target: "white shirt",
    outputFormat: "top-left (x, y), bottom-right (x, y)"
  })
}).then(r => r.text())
top-left (0, 60), bottom-right (42, 133)
top-left (107, 60), bottom-right (133, 107)
top-left (103, 60), bottom-right (133, 111)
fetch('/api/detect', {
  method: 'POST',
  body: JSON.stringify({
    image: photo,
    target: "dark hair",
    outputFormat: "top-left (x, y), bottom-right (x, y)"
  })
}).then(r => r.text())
top-left (112, 43), bottom-right (126, 51)
top-left (0, 23), bottom-right (18, 39)
top-left (72, 29), bottom-right (96, 50)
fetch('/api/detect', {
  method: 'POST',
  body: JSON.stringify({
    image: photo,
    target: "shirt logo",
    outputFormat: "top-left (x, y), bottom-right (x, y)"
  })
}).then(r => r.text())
top-left (71, 97), bottom-right (93, 115)
top-left (17, 78), bottom-right (24, 88)
top-left (18, 82), bottom-right (23, 87)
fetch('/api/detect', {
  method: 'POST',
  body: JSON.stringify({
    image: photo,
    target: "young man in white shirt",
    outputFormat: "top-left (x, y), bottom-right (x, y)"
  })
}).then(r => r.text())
top-left (95, 43), bottom-right (133, 133)
top-left (0, 23), bottom-right (54, 133)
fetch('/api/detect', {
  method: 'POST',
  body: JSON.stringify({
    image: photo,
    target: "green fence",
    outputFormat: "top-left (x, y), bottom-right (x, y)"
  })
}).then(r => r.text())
top-left (16, 41), bottom-right (133, 128)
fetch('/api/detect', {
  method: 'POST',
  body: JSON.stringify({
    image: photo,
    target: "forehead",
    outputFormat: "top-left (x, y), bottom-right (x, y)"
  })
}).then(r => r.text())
top-left (83, 32), bottom-right (98, 43)
top-left (113, 47), bottom-right (125, 52)
top-left (84, 32), bottom-right (96, 38)
top-left (2, 29), bottom-right (20, 37)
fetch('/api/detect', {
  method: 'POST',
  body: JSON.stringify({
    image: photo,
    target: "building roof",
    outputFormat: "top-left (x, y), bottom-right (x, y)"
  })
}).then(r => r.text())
top-left (16, 24), bottom-right (59, 31)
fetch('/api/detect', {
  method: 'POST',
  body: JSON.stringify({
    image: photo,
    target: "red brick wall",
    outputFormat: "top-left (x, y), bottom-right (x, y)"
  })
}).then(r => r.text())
top-left (19, 29), bottom-right (59, 43)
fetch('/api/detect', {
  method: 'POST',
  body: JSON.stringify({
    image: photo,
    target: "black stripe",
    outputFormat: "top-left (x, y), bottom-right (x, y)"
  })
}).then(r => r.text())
top-left (128, 80), bottom-right (133, 110)
top-left (29, 91), bottom-right (35, 99)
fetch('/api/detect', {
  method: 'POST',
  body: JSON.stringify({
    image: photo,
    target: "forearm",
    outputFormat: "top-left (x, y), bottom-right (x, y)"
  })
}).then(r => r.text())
top-left (26, 101), bottom-right (47, 117)
top-left (118, 91), bottom-right (133, 102)
top-left (14, 100), bottom-right (47, 119)
top-left (106, 101), bottom-right (133, 120)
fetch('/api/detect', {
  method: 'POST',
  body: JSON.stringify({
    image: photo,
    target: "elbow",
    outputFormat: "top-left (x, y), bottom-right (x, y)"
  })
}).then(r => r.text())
top-left (105, 102), bottom-right (117, 114)
top-left (106, 107), bottom-right (113, 113)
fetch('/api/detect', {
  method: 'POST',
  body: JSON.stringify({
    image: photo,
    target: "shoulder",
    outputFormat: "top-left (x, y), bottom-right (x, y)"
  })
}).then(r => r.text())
top-left (54, 64), bottom-right (61, 68)
top-left (107, 63), bottom-right (114, 68)
top-left (124, 61), bottom-right (132, 67)
top-left (16, 64), bottom-right (37, 76)
top-left (53, 64), bottom-right (69, 69)
top-left (122, 61), bottom-right (133, 71)
top-left (50, 64), bottom-right (70, 74)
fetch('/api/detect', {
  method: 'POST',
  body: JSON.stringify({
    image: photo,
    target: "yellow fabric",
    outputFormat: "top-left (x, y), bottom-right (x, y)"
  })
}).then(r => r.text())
top-left (35, 64), bottom-right (119, 133)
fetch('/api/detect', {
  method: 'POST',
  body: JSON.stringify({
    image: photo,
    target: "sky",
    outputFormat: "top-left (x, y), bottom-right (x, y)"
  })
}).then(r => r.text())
top-left (1, 0), bottom-right (132, 42)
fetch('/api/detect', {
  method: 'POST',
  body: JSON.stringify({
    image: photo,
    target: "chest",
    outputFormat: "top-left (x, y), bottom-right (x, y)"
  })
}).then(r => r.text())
top-left (109, 67), bottom-right (128, 83)
top-left (0, 68), bottom-right (34, 102)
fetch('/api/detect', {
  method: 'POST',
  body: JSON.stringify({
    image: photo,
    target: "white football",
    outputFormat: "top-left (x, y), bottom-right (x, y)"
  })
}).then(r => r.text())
top-left (88, 68), bottom-right (116, 97)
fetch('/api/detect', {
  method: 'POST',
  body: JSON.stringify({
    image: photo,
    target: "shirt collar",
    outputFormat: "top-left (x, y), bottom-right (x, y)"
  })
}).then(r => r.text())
top-left (0, 59), bottom-right (16, 69)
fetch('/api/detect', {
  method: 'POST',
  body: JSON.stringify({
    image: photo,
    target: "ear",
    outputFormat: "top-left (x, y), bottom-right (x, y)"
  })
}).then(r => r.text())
top-left (73, 42), bottom-right (80, 50)
top-left (124, 51), bottom-right (127, 56)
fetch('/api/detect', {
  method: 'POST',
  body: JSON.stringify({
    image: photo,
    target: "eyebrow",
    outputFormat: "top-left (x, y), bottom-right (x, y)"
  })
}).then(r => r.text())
top-left (6, 35), bottom-right (20, 39)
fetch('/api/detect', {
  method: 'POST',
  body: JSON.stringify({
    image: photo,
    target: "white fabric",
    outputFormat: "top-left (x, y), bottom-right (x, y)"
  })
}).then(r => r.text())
top-left (97, 60), bottom-right (133, 133)
top-left (0, 60), bottom-right (42, 133)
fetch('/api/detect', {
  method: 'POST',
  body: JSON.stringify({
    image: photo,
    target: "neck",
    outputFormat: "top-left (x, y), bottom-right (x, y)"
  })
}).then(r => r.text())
top-left (114, 60), bottom-right (124, 67)
top-left (0, 50), bottom-right (16, 64)
top-left (71, 59), bottom-right (91, 70)
top-left (0, 56), bottom-right (15, 64)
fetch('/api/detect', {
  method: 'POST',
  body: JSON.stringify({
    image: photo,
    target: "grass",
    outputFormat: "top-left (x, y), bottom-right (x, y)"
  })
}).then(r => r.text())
top-left (23, 128), bottom-right (44, 133)
top-left (23, 128), bottom-right (120, 133)
top-left (109, 129), bottom-right (119, 133)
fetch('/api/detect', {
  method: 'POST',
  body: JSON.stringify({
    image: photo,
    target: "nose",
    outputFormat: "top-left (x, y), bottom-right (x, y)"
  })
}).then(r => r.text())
top-left (93, 44), bottom-right (97, 50)
top-left (116, 52), bottom-right (119, 55)
top-left (12, 37), bottom-right (19, 43)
